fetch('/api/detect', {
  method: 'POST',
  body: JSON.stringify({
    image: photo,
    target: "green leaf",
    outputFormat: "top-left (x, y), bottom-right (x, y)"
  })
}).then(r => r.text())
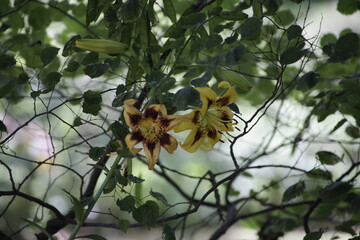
top-left (320, 181), bottom-right (352, 201)
top-left (287, 25), bottom-right (302, 40)
top-left (128, 174), bottom-right (145, 183)
top-left (103, 176), bottom-right (117, 194)
top-left (73, 117), bottom-right (83, 127)
top-left (81, 52), bottom-right (99, 65)
top-left (117, 195), bottom-right (136, 213)
top-left (162, 224), bottom-right (176, 240)
top-left (316, 151), bottom-right (342, 165)
top-left (40, 47), bottom-right (60, 67)
top-left (296, 71), bottom-right (320, 92)
top-left (191, 71), bottom-right (212, 87)
top-left (132, 200), bottom-right (160, 227)
top-left (303, 231), bottom-right (323, 240)
top-left (282, 181), bottom-right (305, 202)
top-left (173, 86), bottom-right (200, 110)
top-left (337, 0), bottom-right (358, 15)
top-left (178, 12), bottom-right (206, 29)
top-left (75, 234), bottom-right (107, 240)
top-left (225, 45), bottom-right (246, 66)
top-left (18, 72), bottom-right (29, 84)
top-left (84, 63), bottom-right (109, 78)
top-left (69, 193), bottom-right (84, 222)
top-left (150, 189), bottom-right (170, 206)
top-left (0, 76), bottom-right (17, 98)
top-left (62, 35), bottom-right (81, 57)
top-left (163, 0), bottom-right (177, 23)
top-left (89, 147), bottom-right (106, 161)
top-left (320, 33), bottom-right (337, 47)
top-left (291, 0), bottom-right (304, 3)
top-left (345, 125), bottom-right (360, 139)
top-left (329, 32), bottom-right (359, 62)
top-left (240, 17), bottom-right (262, 41)
top-left (110, 121), bottom-right (130, 141)
top-left (228, 103), bottom-right (240, 114)
top-left (43, 72), bottom-right (62, 93)
top-left (264, 0), bottom-right (280, 15)
top-left (84, 90), bottom-right (102, 104)
top-left (0, 54), bottom-right (16, 69)
top-left (206, 34), bottom-right (223, 49)
top-left (219, 10), bottom-right (248, 20)
top-left (82, 90), bottom-right (102, 116)
top-left (29, 7), bottom-right (51, 30)
top-left (65, 61), bottom-right (80, 72)
top-left (86, 0), bottom-right (106, 25)
top-left (329, 118), bottom-right (347, 134)
top-left (306, 169), bottom-right (332, 181)
top-left (335, 220), bottom-right (357, 235)
top-left (274, 10), bottom-right (295, 26)
top-left (280, 47), bottom-right (306, 65)
top-left (118, 0), bottom-right (142, 22)
top-left (119, 219), bottom-right (130, 232)
top-left (0, 120), bottom-right (7, 132)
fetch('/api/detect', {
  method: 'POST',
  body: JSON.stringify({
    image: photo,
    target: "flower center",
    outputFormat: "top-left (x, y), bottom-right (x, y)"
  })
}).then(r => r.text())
top-left (139, 119), bottom-right (162, 141)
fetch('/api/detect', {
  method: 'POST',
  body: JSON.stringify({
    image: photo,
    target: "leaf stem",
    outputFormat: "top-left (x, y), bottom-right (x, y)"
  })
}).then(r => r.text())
top-left (67, 154), bottom-right (122, 240)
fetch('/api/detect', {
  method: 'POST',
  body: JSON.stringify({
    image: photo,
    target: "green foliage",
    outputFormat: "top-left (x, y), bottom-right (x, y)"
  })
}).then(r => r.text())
top-left (303, 231), bottom-right (323, 240)
top-left (89, 147), bottom-right (106, 161)
top-left (282, 181), bottom-right (306, 202)
top-left (132, 200), bottom-right (160, 227)
top-left (150, 189), bottom-right (170, 206)
top-left (316, 151), bottom-right (343, 165)
top-left (320, 182), bottom-right (352, 201)
top-left (82, 90), bottom-right (102, 115)
top-left (337, 0), bottom-right (359, 15)
top-left (162, 224), bottom-right (176, 240)
top-left (117, 195), bottom-right (136, 213)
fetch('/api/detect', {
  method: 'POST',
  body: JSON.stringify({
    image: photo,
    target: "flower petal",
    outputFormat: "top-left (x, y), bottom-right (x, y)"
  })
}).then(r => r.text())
top-left (173, 111), bottom-right (200, 133)
top-left (180, 127), bottom-right (207, 153)
top-left (144, 104), bottom-right (166, 120)
top-left (125, 132), bottom-right (143, 154)
top-left (159, 114), bottom-right (192, 132)
top-left (124, 99), bottom-right (143, 130)
top-left (195, 87), bottom-right (217, 114)
top-left (143, 141), bottom-right (161, 170)
top-left (160, 133), bottom-right (178, 154)
top-left (212, 107), bottom-right (235, 131)
top-left (206, 126), bottom-right (221, 147)
top-left (215, 81), bottom-right (237, 106)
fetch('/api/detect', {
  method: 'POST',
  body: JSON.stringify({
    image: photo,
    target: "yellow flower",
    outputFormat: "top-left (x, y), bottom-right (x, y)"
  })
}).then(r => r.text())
top-left (174, 81), bottom-right (237, 153)
top-left (123, 99), bottom-right (186, 170)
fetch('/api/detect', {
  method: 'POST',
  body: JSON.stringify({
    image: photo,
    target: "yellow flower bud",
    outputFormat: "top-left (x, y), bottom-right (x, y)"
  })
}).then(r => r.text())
top-left (75, 39), bottom-right (128, 54)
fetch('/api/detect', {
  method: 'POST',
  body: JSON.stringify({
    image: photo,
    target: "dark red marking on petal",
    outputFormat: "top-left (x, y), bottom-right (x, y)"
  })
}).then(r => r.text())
top-left (129, 113), bottom-right (142, 126)
top-left (208, 128), bottom-right (217, 140)
top-left (192, 129), bottom-right (203, 144)
top-left (220, 111), bottom-right (231, 121)
top-left (192, 111), bottom-right (200, 124)
top-left (216, 96), bottom-right (230, 106)
top-left (160, 133), bottom-right (171, 146)
top-left (144, 106), bottom-right (159, 120)
top-left (131, 131), bottom-right (144, 142)
top-left (206, 98), bottom-right (214, 108)
top-left (159, 117), bottom-right (173, 128)
top-left (147, 141), bottom-right (156, 153)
